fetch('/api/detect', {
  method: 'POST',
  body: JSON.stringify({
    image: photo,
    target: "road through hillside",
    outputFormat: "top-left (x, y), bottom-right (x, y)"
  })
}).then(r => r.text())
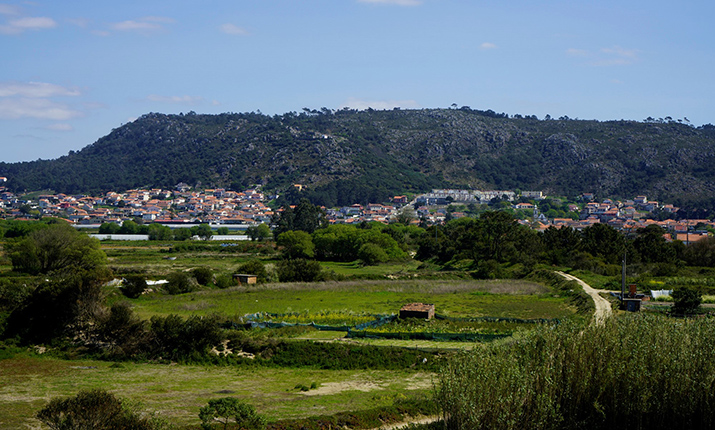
top-left (556, 271), bottom-right (612, 325)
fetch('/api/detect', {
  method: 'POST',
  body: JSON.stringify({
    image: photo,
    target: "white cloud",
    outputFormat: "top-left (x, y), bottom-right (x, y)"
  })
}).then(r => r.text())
top-left (479, 42), bottom-right (497, 50)
top-left (0, 81), bottom-right (80, 98)
top-left (0, 16), bottom-right (57, 34)
top-left (67, 17), bottom-right (89, 28)
top-left (45, 123), bottom-right (73, 131)
top-left (0, 4), bottom-right (21, 15)
top-left (567, 45), bottom-right (639, 66)
top-left (0, 98), bottom-right (82, 120)
top-left (357, 0), bottom-right (422, 5)
top-left (220, 23), bottom-right (248, 35)
top-left (341, 98), bottom-right (420, 110)
top-left (566, 48), bottom-right (588, 57)
top-left (146, 94), bottom-right (205, 105)
top-left (112, 16), bottom-right (174, 32)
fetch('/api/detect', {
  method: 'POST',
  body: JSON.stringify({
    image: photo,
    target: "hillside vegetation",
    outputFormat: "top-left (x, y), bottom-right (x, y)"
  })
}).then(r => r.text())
top-left (1, 108), bottom-right (715, 210)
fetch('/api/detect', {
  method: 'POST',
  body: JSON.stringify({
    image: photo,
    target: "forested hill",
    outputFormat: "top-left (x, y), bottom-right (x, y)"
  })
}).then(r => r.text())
top-left (2, 108), bottom-right (715, 209)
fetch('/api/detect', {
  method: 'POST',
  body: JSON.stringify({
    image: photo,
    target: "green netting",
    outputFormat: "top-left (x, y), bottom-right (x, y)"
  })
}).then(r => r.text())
top-left (434, 314), bottom-right (560, 324)
top-left (346, 330), bottom-right (511, 342)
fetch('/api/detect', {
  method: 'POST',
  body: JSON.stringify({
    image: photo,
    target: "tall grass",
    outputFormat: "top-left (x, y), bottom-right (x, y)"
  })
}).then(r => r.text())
top-left (436, 315), bottom-right (715, 430)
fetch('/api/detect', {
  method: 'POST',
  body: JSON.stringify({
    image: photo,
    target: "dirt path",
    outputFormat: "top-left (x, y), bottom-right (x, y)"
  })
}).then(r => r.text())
top-left (556, 271), bottom-right (612, 325)
top-left (371, 415), bottom-right (440, 430)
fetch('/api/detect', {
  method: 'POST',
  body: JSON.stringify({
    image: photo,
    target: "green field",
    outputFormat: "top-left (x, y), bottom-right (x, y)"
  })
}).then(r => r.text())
top-left (0, 353), bottom-right (432, 429)
top-left (127, 279), bottom-right (577, 322)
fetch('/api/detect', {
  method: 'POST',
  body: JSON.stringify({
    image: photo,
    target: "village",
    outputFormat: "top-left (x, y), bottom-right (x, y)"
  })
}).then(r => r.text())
top-left (0, 177), bottom-right (713, 243)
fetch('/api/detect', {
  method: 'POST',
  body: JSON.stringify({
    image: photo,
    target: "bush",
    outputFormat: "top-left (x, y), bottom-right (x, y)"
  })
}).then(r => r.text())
top-left (164, 271), bottom-right (197, 295)
top-left (215, 274), bottom-right (236, 289)
top-left (671, 285), bottom-right (702, 315)
top-left (121, 275), bottom-right (147, 298)
top-left (36, 389), bottom-right (157, 430)
top-left (237, 260), bottom-right (268, 283)
top-left (276, 259), bottom-right (322, 282)
top-left (192, 267), bottom-right (213, 286)
top-left (357, 243), bottom-right (389, 266)
top-left (199, 397), bottom-right (266, 430)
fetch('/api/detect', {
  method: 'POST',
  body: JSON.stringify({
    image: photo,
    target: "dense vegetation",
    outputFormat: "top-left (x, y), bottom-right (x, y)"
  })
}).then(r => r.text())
top-left (2, 109), bottom-right (715, 211)
top-left (437, 315), bottom-right (715, 430)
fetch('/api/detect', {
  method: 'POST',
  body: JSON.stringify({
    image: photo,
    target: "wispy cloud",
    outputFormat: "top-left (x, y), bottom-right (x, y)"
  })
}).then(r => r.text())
top-left (0, 98), bottom-right (82, 120)
top-left (566, 48), bottom-right (588, 57)
top-left (0, 16), bottom-right (57, 34)
top-left (341, 98), bottom-right (420, 110)
top-left (479, 42), bottom-right (497, 50)
top-left (0, 82), bottom-right (80, 98)
top-left (0, 81), bottom-right (82, 120)
top-left (44, 123), bottom-right (74, 131)
top-left (220, 23), bottom-right (248, 35)
top-left (595, 46), bottom-right (638, 66)
top-left (0, 4), bottom-right (21, 15)
top-left (112, 16), bottom-right (174, 33)
top-left (357, 0), bottom-right (422, 6)
top-left (567, 45), bottom-right (639, 66)
top-left (146, 94), bottom-right (205, 105)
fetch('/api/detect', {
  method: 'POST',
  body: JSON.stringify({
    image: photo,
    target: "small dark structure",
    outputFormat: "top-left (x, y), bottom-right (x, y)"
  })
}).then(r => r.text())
top-left (233, 274), bottom-right (257, 285)
top-left (399, 303), bottom-right (435, 320)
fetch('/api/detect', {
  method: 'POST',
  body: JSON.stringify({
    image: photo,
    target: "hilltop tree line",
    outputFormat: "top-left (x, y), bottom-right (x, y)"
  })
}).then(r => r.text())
top-left (2, 108), bottom-right (715, 212)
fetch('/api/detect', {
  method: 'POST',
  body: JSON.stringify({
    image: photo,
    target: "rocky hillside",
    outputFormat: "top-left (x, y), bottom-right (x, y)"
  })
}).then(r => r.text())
top-left (2, 108), bottom-right (715, 209)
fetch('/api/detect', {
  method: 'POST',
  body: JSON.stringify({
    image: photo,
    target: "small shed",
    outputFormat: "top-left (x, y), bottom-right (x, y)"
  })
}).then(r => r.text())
top-left (399, 303), bottom-right (435, 320)
top-left (233, 274), bottom-right (257, 285)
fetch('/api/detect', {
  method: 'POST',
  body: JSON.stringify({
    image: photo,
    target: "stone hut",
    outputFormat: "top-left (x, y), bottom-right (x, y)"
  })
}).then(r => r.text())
top-left (399, 303), bottom-right (435, 320)
top-left (233, 274), bottom-right (258, 285)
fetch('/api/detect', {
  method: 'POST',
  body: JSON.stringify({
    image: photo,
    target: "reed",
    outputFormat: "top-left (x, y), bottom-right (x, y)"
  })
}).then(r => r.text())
top-left (437, 314), bottom-right (715, 430)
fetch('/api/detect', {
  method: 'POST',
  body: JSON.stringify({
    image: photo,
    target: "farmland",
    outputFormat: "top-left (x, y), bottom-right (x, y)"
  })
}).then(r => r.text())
top-left (0, 238), bottom-right (584, 429)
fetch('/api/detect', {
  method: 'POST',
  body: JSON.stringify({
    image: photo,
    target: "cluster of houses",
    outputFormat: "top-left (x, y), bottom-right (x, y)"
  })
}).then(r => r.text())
top-left (0, 184), bottom-right (275, 226)
top-left (0, 181), bottom-right (713, 244)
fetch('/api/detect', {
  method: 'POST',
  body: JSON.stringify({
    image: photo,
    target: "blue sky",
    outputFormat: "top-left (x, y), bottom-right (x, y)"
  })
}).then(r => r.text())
top-left (1, 0), bottom-right (713, 163)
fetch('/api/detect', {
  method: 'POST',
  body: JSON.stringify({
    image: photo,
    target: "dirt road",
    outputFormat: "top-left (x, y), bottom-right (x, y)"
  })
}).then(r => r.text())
top-left (556, 271), bottom-right (612, 325)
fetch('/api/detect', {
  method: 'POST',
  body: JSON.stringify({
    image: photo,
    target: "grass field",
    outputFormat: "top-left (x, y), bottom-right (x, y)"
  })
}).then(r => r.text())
top-left (126, 279), bottom-right (577, 322)
top-left (0, 353), bottom-right (433, 429)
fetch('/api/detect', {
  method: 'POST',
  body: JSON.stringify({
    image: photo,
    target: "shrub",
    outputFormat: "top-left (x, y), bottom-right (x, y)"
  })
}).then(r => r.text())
top-left (276, 259), bottom-right (322, 282)
top-left (36, 389), bottom-right (157, 430)
top-left (357, 243), bottom-right (389, 266)
top-left (671, 285), bottom-right (702, 315)
top-left (215, 274), bottom-right (236, 289)
top-left (199, 397), bottom-right (266, 430)
top-left (193, 267), bottom-right (214, 286)
top-left (237, 260), bottom-right (268, 283)
top-left (121, 275), bottom-right (147, 298)
top-left (164, 271), bottom-right (197, 295)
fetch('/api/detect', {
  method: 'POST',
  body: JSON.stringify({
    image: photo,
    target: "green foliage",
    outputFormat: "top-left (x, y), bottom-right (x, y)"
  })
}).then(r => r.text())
top-left (357, 243), bottom-right (389, 266)
top-left (671, 285), bottom-right (702, 315)
top-left (4, 270), bottom-right (110, 344)
top-left (121, 274), bottom-right (148, 299)
top-left (199, 397), bottom-right (266, 430)
top-left (273, 199), bottom-right (326, 236)
top-left (7, 223), bottom-right (107, 275)
top-left (437, 315), bottom-right (715, 430)
top-left (276, 259), bottom-right (322, 282)
top-left (276, 230), bottom-right (314, 259)
top-left (192, 267), bottom-right (214, 286)
top-left (683, 236), bottom-right (715, 267)
top-left (312, 224), bottom-right (407, 262)
top-left (215, 274), bottom-right (236, 289)
top-left (236, 260), bottom-right (268, 283)
top-left (191, 224), bottom-right (214, 241)
top-left (36, 389), bottom-right (158, 430)
top-left (216, 227), bottom-right (230, 235)
top-left (147, 223), bottom-right (173, 241)
top-left (246, 223), bottom-right (271, 241)
top-left (150, 314), bottom-right (223, 360)
top-left (164, 271), bottom-right (197, 295)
